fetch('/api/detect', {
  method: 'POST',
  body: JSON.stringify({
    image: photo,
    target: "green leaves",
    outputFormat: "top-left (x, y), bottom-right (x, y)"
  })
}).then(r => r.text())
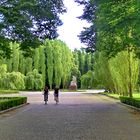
top-left (0, 0), bottom-right (66, 53)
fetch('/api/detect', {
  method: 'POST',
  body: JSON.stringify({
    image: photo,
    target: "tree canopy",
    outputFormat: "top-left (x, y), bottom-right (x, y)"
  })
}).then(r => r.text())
top-left (76, 0), bottom-right (140, 56)
top-left (0, 0), bottom-right (66, 54)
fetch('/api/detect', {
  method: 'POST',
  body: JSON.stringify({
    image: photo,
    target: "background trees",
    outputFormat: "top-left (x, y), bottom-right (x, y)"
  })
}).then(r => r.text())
top-left (0, 0), bottom-right (66, 55)
top-left (76, 0), bottom-right (140, 96)
top-left (0, 40), bottom-right (76, 90)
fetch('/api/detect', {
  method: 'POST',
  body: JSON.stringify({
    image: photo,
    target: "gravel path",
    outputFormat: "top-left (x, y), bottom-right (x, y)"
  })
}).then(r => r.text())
top-left (0, 92), bottom-right (140, 140)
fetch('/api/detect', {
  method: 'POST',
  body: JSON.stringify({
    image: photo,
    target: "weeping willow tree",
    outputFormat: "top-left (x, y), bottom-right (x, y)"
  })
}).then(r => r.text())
top-left (0, 64), bottom-right (25, 90)
top-left (81, 70), bottom-right (94, 89)
top-left (25, 57), bottom-right (33, 74)
top-left (109, 50), bottom-right (139, 97)
top-left (5, 42), bottom-right (19, 72)
top-left (25, 69), bottom-right (43, 90)
top-left (19, 52), bottom-right (26, 75)
top-left (53, 40), bottom-right (63, 87)
top-left (12, 42), bottom-right (19, 72)
top-left (39, 46), bottom-right (46, 87)
top-left (44, 39), bottom-right (73, 88)
top-left (33, 48), bottom-right (39, 71)
top-left (93, 51), bottom-right (114, 90)
top-left (61, 42), bottom-right (73, 88)
top-left (44, 39), bottom-right (54, 89)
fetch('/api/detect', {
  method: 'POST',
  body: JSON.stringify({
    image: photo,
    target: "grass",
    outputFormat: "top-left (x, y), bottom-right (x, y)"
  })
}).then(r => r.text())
top-left (102, 92), bottom-right (140, 100)
top-left (0, 90), bottom-right (19, 94)
top-left (133, 93), bottom-right (140, 100)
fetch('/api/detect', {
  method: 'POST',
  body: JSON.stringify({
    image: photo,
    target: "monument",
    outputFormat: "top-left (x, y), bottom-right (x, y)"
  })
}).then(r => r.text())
top-left (69, 76), bottom-right (77, 90)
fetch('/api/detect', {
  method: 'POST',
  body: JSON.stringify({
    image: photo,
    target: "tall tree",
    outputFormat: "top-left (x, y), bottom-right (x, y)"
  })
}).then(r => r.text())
top-left (39, 46), bottom-right (46, 87)
top-left (109, 50), bottom-right (139, 97)
top-left (75, 0), bottom-right (96, 52)
top-left (53, 40), bottom-right (63, 87)
top-left (44, 39), bottom-right (54, 89)
top-left (12, 42), bottom-right (19, 72)
top-left (33, 48), bottom-right (39, 71)
top-left (0, 0), bottom-right (66, 52)
top-left (25, 57), bottom-right (32, 74)
top-left (19, 52), bottom-right (26, 75)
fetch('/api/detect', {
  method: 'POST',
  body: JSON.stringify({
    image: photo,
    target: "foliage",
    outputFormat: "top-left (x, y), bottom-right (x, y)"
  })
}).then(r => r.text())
top-left (44, 39), bottom-right (54, 89)
top-left (0, 0), bottom-right (66, 53)
top-left (25, 69), bottom-right (43, 90)
top-left (120, 96), bottom-right (140, 108)
top-left (0, 90), bottom-right (19, 94)
top-left (2, 72), bottom-right (25, 90)
top-left (12, 42), bottom-right (19, 72)
top-left (81, 70), bottom-right (94, 89)
top-left (33, 48), bottom-right (39, 70)
top-left (109, 50), bottom-right (139, 97)
top-left (0, 97), bottom-right (27, 111)
top-left (71, 65), bottom-right (81, 88)
top-left (0, 64), bottom-right (25, 90)
top-left (39, 46), bottom-right (46, 87)
top-left (93, 51), bottom-right (114, 90)
top-left (44, 39), bottom-right (73, 88)
top-left (0, 64), bottom-right (7, 77)
top-left (25, 57), bottom-right (33, 74)
top-left (75, 0), bottom-right (96, 52)
top-left (96, 0), bottom-right (140, 57)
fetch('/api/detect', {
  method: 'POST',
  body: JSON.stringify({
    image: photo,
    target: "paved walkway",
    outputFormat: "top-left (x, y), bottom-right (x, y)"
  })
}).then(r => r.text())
top-left (0, 91), bottom-right (140, 140)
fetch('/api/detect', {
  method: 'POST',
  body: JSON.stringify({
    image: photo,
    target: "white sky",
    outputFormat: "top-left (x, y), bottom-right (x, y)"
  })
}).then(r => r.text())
top-left (58, 0), bottom-right (90, 50)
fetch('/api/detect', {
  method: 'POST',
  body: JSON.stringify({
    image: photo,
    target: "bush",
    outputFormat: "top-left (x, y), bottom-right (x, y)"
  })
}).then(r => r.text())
top-left (0, 97), bottom-right (27, 111)
top-left (25, 69), bottom-right (43, 90)
top-left (81, 70), bottom-right (94, 89)
top-left (119, 96), bottom-right (140, 108)
top-left (0, 72), bottom-right (25, 90)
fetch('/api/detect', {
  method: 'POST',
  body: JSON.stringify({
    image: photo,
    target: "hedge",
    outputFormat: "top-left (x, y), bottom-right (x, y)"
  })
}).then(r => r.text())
top-left (0, 97), bottom-right (27, 111)
top-left (119, 96), bottom-right (140, 108)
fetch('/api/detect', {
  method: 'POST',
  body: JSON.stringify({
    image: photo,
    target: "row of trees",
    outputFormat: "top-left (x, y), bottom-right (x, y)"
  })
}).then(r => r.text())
top-left (72, 49), bottom-right (94, 88)
top-left (0, 39), bottom-right (94, 90)
top-left (0, 40), bottom-right (73, 90)
top-left (77, 0), bottom-right (140, 97)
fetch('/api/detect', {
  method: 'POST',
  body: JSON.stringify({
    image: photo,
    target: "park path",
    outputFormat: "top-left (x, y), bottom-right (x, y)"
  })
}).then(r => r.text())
top-left (0, 91), bottom-right (140, 140)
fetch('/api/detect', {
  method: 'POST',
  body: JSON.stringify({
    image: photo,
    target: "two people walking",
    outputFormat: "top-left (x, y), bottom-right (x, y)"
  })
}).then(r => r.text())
top-left (43, 86), bottom-right (59, 105)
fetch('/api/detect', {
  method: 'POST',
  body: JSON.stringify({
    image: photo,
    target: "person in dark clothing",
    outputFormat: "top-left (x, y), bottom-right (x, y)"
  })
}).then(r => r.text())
top-left (44, 86), bottom-right (49, 104)
top-left (54, 87), bottom-right (59, 104)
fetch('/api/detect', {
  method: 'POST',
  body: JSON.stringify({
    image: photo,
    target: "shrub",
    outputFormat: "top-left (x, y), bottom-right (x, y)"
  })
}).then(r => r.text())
top-left (119, 96), bottom-right (140, 108)
top-left (25, 69), bottom-right (43, 90)
top-left (0, 97), bottom-right (27, 111)
top-left (81, 70), bottom-right (94, 89)
top-left (0, 72), bottom-right (25, 90)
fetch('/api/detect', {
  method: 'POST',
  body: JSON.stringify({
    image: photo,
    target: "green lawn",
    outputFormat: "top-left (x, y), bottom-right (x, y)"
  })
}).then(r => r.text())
top-left (0, 90), bottom-right (19, 94)
top-left (103, 92), bottom-right (140, 99)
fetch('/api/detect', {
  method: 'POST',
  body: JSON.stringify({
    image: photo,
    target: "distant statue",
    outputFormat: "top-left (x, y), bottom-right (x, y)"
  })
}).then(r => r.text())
top-left (69, 76), bottom-right (77, 90)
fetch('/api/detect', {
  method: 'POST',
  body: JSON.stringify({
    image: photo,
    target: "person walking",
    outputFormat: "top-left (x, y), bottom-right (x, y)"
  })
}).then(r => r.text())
top-left (43, 86), bottom-right (49, 105)
top-left (54, 87), bottom-right (59, 104)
